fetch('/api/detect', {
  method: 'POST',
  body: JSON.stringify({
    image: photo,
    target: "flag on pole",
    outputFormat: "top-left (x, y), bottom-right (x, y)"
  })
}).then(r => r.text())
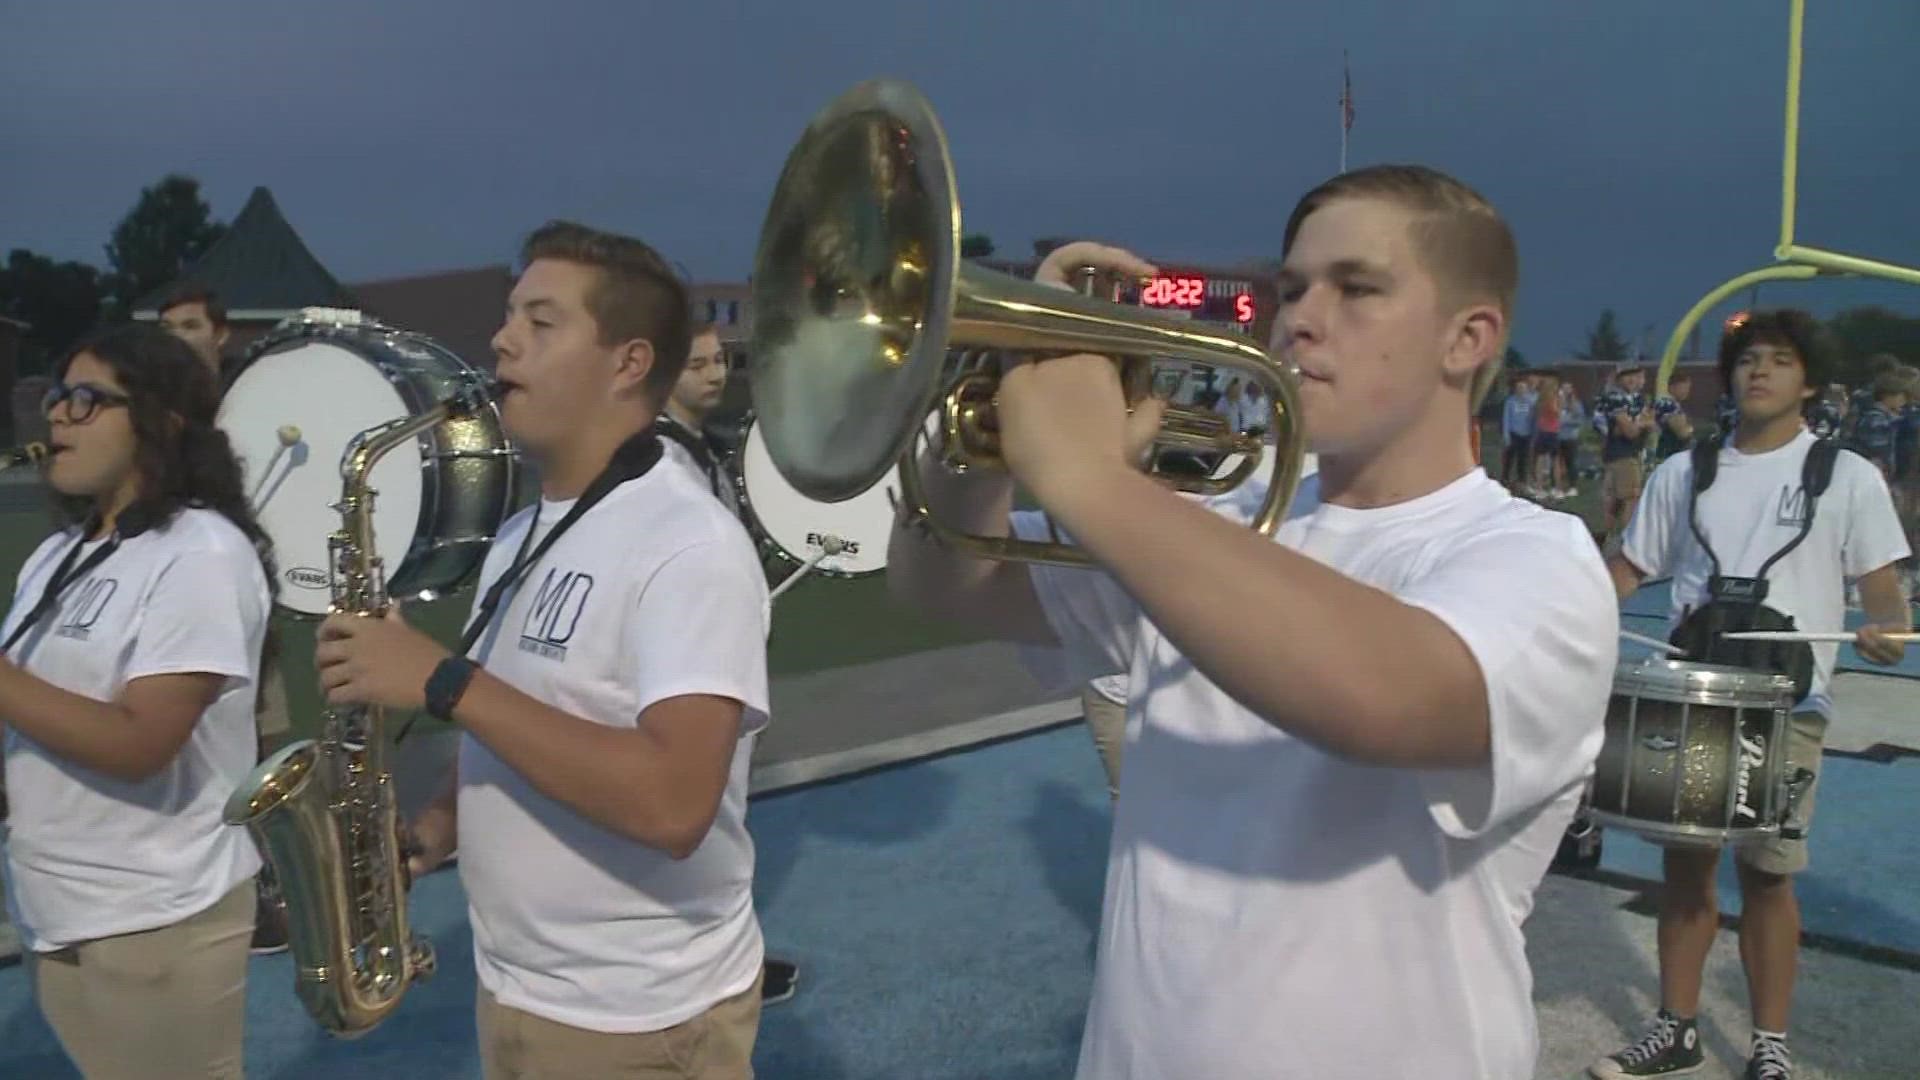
top-left (1341, 53), bottom-right (1355, 132)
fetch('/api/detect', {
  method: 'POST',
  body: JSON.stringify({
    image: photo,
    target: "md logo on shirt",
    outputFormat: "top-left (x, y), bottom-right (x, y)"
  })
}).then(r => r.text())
top-left (55, 577), bottom-right (118, 641)
top-left (1775, 485), bottom-right (1810, 527)
top-left (519, 568), bottom-right (593, 661)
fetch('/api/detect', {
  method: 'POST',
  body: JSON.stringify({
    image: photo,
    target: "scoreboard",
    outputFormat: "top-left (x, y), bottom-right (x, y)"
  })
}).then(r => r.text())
top-left (1125, 272), bottom-right (1258, 329)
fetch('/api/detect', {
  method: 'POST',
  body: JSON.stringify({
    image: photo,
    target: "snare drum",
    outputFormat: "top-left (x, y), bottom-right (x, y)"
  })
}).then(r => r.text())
top-left (734, 415), bottom-right (896, 578)
top-left (218, 312), bottom-right (517, 616)
top-left (1587, 657), bottom-right (1796, 846)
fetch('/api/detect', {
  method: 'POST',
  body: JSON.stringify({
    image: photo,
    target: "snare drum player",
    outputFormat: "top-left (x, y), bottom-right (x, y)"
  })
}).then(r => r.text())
top-left (658, 317), bottom-right (802, 1006)
top-left (891, 166), bottom-right (1620, 1078)
top-left (316, 222), bottom-right (771, 1079)
top-left (0, 325), bottom-right (273, 1079)
top-left (158, 283), bottom-right (296, 955)
top-left (1593, 309), bottom-right (1911, 1080)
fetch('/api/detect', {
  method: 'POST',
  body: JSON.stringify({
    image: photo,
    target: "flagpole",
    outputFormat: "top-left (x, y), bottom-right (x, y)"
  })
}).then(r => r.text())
top-left (1339, 50), bottom-right (1351, 174)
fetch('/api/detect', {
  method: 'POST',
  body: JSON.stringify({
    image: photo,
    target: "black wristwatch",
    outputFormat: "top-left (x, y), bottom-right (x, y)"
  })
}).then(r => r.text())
top-left (424, 657), bottom-right (480, 722)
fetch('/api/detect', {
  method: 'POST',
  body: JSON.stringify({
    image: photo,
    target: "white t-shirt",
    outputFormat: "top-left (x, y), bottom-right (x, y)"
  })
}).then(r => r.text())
top-left (2, 509), bottom-right (268, 951)
top-left (456, 458), bottom-right (772, 1034)
top-left (660, 420), bottom-right (744, 521)
top-left (1621, 429), bottom-right (1910, 719)
top-left (1056, 453), bottom-right (1321, 713)
top-left (1017, 468), bottom-right (1617, 1080)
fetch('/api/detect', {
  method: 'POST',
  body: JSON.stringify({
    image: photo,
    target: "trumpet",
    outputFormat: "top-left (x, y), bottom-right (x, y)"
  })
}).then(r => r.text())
top-left (745, 79), bottom-right (1305, 566)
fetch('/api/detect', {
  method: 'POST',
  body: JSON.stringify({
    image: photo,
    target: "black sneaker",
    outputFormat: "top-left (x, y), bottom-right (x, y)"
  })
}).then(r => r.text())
top-left (1745, 1037), bottom-right (1792, 1080)
top-left (1589, 1010), bottom-right (1704, 1077)
top-left (251, 873), bottom-right (289, 956)
top-left (761, 956), bottom-right (799, 1006)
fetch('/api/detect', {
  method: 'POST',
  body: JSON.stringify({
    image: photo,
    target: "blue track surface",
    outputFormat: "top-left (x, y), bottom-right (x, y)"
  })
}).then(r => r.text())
top-left (0, 725), bottom-right (1113, 1079)
top-left (0, 654), bottom-right (1910, 1078)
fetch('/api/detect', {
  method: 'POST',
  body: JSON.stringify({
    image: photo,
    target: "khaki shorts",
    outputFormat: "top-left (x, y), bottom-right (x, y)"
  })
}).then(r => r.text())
top-left (1603, 457), bottom-right (1644, 502)
top-left (29, 880), bottom-right (255, 1080)
top-left (478, 971), bottom-right (763, 1080)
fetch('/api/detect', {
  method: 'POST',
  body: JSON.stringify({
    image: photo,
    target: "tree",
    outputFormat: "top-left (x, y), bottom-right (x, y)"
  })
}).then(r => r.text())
top-left (1578, 309), bottom-right (1628, 367)
top-left (0, 249), bottom-right (105, 374)
top-left (102, 174), bottom-right (226, 314)
top-left (960, 233), bottom-right (995, 259)
top-left (1503, 345), bottom-right (1527, 370)
top-left (1824, 306), bottom-right (1920, 387)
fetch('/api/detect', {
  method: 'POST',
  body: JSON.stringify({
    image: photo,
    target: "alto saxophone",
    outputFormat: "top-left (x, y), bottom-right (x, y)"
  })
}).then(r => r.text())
top-left (225, 379), bottom-right (502, 1037)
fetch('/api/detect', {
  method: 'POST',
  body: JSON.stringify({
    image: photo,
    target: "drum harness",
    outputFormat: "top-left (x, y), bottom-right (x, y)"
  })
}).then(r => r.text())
top-left (1665, 434), bottom-right (1844, 836)
top-left (657, 414), bottom-right (729, 501)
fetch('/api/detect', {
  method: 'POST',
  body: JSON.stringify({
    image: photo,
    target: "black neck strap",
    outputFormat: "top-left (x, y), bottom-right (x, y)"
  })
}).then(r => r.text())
top-left (2, 507), bottom-right (153, 654)
top-left (458, 427), bottom-right (664, 655)
top-left (656, 414), bottom-right (722, 496)
top-left (395, 428), bottom-right (662, 744)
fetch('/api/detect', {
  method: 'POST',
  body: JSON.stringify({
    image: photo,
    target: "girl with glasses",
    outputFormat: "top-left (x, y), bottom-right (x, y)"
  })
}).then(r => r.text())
top-left (0, 324), bottom-right (276, 1079)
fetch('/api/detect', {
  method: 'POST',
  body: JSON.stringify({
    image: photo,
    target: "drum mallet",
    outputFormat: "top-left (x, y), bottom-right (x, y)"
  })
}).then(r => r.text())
top-left (769, 535), bottom-right (848, 604)
top-left (248, 425), bottom-right (303, 507)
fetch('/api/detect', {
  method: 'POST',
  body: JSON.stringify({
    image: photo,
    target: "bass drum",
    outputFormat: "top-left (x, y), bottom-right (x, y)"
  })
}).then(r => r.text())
top-left (218, 312), bottom-right (518, 617)
top-left (735, 414), bottom-right (896, 579)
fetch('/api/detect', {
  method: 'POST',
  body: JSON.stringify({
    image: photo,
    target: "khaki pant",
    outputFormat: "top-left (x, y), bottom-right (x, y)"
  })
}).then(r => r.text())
top-left (478, 972), bottom-right (763, 1080)
top-left (30, 880), bottom-right (255, 1080)
top-left (1080, 686), bottom-right (1126, 800)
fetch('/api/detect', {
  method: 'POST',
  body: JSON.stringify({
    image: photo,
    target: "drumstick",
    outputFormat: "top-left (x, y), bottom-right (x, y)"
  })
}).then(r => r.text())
top-left (1619, 628), bottom-right (1686, 655)
top-left (248, 425), bottom-right (303, 508)
top-left (1721, 630), bottom-right (1920, 644)
top-left (768, 535), bottom-right (849, 604)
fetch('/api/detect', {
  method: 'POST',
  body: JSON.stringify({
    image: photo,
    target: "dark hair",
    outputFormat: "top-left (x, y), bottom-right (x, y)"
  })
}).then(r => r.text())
top-left (518, 221), bottom-right (691, 403)
top-left (1282, 164), bottom-right (1518, 409)
top-left (158, 283), bottom-right (227, 328)
top-left (53, 324), bottom-right (279, 616)
top-left (1669, 370), bottom-right (1692, 385)
top-left (1717, 308), bottom-right (1832, 392)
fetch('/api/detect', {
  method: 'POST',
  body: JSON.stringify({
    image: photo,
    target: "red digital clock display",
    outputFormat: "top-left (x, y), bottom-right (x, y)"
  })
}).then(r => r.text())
top-left (1139, 274), bottom-right (1257, 325)
top-left (1141, 275), bottom-right (1207, 308)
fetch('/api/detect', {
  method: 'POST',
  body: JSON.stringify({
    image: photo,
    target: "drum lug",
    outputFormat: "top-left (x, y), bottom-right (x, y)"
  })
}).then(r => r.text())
top-left (1777, 767), bottom-right (1816, 839)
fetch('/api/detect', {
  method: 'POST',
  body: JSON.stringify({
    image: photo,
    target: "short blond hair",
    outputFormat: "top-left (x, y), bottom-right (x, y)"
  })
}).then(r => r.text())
top-left (1283, 165), bottom-right (1517, 409)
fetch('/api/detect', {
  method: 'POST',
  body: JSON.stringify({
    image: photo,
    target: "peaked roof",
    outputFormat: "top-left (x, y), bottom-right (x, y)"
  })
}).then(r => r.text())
top-left (133, 187), bottom-right (355, 317)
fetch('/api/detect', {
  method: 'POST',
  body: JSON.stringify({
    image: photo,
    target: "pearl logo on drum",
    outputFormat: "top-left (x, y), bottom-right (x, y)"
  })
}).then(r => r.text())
top-left (1733, 731), bottom-right (1767, 822)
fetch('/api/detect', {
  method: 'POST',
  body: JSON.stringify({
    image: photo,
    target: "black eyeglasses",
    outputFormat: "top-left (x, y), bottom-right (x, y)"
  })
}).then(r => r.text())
top-left (42, 382), bottom-right (132, 424)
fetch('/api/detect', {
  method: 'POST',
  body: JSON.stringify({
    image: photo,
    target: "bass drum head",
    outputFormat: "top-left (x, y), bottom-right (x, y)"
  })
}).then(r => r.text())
top-left (219, 340), bottom-right (430, 616)
top-left (739, 418), bottom-right (896, 577)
